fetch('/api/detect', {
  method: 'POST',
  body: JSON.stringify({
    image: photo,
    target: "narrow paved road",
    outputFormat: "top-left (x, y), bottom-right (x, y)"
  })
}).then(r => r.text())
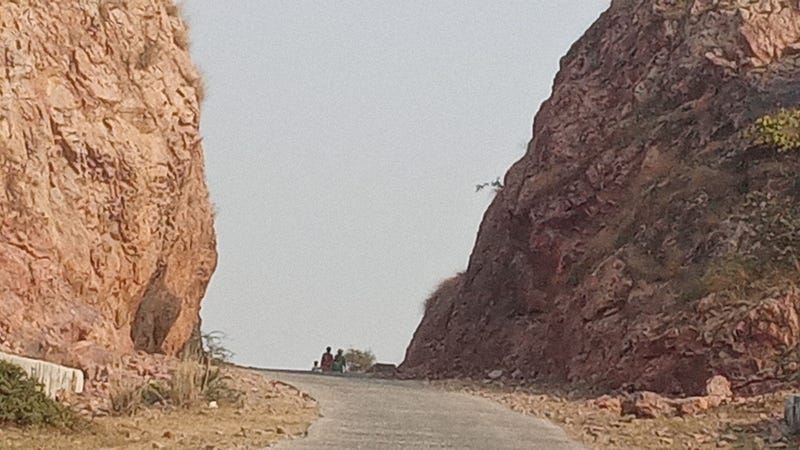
top-left (266, 371), bottom-right (584, 450)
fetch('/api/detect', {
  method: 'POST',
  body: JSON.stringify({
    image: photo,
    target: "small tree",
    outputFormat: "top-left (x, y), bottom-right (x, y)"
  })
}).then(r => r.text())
top-left (475, 177), bottom-right (504, 193)
top-left (343, 348), bottom-right (376, 373)
top-left (202, 331), bottom-right (234, 364)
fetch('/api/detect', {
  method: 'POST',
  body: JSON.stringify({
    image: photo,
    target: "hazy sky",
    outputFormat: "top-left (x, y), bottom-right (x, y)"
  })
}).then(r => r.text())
top-left (181, 1), bottom-right (608, 369)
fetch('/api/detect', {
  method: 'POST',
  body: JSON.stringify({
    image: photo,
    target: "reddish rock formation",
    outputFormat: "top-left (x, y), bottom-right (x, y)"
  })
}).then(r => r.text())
top-left (0, 0), bottom-right (216, 377)
top-left (403, 0), bottom-right (800, 395)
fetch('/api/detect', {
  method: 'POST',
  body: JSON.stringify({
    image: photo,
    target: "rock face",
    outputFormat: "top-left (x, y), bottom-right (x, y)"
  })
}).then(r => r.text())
top-left (403, 0), bottom-right (800, 395)
top-left (0, 1), bottom-right (216, 373)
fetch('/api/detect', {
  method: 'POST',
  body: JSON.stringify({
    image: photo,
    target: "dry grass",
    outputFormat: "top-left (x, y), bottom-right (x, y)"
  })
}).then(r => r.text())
top-left (1, 367), bottom-right (317, 450)
top-left (193, 74), bottom-right (206, 104)
top-left (164, 2), bottom-right (190, 49)
top-left (701, 256), bottom-right (760, 294)
top-left (109, 380), bottom-right (167, 416)
top-left (109, 360), bottom-right (242, 416)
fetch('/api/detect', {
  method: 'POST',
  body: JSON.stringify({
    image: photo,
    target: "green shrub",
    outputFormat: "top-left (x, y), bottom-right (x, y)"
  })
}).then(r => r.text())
top-left (749, 108), bottom-right (800, 152)
top-left (343, 349), bottom-right (376, 373)
top-left (0, 361), bottom-right (78, 428)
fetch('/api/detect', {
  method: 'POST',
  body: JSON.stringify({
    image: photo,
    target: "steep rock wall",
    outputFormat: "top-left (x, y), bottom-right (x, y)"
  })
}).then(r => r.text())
top-left (403, 0), bottom-right (800, 395)
top-left (0, 0), bottom-right (216, 373)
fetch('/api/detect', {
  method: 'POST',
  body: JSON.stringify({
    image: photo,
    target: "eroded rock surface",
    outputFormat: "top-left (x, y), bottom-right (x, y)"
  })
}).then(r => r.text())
top-left (403, 0), bottom-right (800, 395)
top-left (0, 0), bottom-right (216, 378)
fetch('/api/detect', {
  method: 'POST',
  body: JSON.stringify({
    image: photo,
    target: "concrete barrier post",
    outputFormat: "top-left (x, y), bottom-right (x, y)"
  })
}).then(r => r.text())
top-left (0, 352), bottom-right (84, 398)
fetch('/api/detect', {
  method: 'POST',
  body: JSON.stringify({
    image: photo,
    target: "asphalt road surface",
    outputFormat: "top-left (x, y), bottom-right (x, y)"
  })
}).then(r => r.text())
top-left (266, 371), bottom-right (584, 450)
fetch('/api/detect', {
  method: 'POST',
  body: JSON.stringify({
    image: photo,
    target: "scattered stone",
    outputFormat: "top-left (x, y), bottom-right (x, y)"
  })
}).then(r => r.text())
top-left (623, 392), bottom-right (675, 419)
top-left (592, 395), bottom-right (622, 415)
top-left (706, 376), bottom-right (733, 399)
top-left (208, 401), bottom-right (219, 409)
top-left (487, 370), bottom-right (504, 380)
top-left (675, 397), bottom-right (709, 416)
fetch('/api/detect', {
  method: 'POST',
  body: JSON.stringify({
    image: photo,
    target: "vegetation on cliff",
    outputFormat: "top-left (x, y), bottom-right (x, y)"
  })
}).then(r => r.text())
top-left (749, 108), bottom-right (800, 152)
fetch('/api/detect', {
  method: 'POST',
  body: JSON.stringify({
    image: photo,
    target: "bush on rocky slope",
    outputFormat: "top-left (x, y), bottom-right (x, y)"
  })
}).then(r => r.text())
top-left (750, 108), bottom-right (800, 152)
top-left (0, 361), bottom-right (78, 428)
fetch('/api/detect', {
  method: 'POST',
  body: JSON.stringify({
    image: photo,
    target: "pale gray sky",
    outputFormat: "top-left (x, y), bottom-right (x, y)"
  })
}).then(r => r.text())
top-left (182, 1), bottom-right (608, 369)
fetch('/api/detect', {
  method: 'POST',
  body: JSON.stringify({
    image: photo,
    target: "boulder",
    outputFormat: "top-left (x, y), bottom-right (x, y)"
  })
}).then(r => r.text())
top-left (705, 375), bottom-right (733, 399)
top-left (487, 369), bottom-right (504, 380)
top-left (0, 0), bottom-right (216, 378)
top-left (675, 397), bottom-right (710, 416)
top-left (623, 392), bottom-right (675, 419)
top-left (592, 395), bottom-right (623, 415)
top-left (402, 0), bottom-right (800, 396)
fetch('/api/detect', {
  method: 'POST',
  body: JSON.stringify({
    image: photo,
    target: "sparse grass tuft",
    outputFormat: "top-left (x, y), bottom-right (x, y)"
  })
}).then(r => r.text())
top-left (194, 76), bottom-right (206, 104)
top-left (109, 361), bottom-right (242, 416)
top-left (110, 381), bottom-right (167, 416)
top-left (169, 360), bottom-right (199, 408)
top-left (702, 256), bottom-right (760, 294)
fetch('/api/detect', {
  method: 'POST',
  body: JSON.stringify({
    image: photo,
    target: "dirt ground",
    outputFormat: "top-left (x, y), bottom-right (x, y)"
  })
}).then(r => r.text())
top-left (0, 368), bottom-right (318, 450)
top-left (436, 380), bottom-right (800, 449)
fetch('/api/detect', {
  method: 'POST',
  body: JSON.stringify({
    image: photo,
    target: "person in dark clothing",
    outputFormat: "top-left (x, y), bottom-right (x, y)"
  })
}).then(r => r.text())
top-left (320, 347), bottom-right (334, 372)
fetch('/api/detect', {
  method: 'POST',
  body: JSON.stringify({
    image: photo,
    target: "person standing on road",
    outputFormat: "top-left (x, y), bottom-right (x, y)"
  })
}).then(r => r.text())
top-left (321, 347), bottom-right (334, 372)
top-left (333, 348), bottom-right (346, 373)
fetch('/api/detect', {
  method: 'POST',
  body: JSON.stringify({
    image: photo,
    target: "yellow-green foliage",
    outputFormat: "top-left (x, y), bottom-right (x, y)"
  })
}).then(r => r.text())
top-left (343, 348), bottom-right (376, 373)
top-left (0, 361), bottom-right (78, 428)
top-left (750, 108), bottom-right (800, 152)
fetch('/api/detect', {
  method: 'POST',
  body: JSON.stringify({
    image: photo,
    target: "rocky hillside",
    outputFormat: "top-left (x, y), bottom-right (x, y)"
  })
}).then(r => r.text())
top-left (0, 0), bottom-right (216, 376)
top-left (403, 0), bottom-right (800, 396)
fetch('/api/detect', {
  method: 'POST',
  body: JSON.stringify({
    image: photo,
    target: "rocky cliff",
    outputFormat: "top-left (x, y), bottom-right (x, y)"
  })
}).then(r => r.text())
top-left (0, 0), bottom-right (216, 377)
top-left (403, 0), bottom-right (800, 396)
